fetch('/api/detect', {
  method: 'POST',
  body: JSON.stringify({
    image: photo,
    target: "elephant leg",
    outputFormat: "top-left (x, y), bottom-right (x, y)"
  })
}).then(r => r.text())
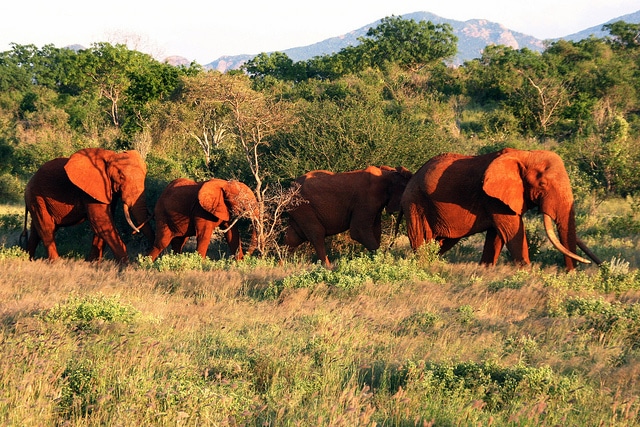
top-left (310, 238), bottom-right (331, 268)
top-left (480, 228), bottom-right (503, 265)
top-left (405, 203), bottom-right (433, 251)
top-left (350, 227), bottom-right (380, 252)
top-left (502, 220), bottom-right (530, 266)
top-left (30, 208), bottom-right (60, 261)
top-left (284, 223), bottom-right (306, 253)
top-left (304, 225), bottom-right (330, 267)
top-left (350, 214), bottom-right (382, 252)
top-left (438, 238), bottom-right (461, 255)
top-left (87, 234), bottom-right (105, 261)
top-left (26, 219), bottom-right (43, 260)
top-left (86, 203), bottom-right (128, 263)
top-left (170, 236), bottom-right (188, 254)
top-left (223, 224), bottom-right (243, 260)
top-left (194, 225), bottom-right (216, 259)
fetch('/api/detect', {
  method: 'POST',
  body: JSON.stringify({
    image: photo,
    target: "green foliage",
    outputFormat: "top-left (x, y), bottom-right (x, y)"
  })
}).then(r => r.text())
top-left (267, 252), bottom-right (443, 298)
top-left (137, 252), bottom-right (232, 272)
top-left (487, 270), bottom-right (532, 292)
top-left (0, 244), bottom-right (28, 260)
top-left (553, 296), bottom-right (640, 347)
top-left (396, 311), bottom-right (441, 336)
top-left (396, 360), bottom-right (571, 412)
top-left (545, 259), bottom-right (640, 294)
top-left (58, 359), bottom-right (97, 418)
top-left (41, 294), bottom-right (141, 331)
top-left (0, 173), bottom-right (23, 203)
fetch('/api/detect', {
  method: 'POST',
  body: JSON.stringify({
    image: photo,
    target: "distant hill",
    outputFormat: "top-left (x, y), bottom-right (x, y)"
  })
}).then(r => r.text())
top-left (559, 10), bottom-right (640, 41)
top-left (204, 10), bottom-right (640, 72)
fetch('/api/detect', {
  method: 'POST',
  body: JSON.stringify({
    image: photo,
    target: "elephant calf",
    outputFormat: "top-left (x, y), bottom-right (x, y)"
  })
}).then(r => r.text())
top-left (148, 178), bottom-right (259, 261)
top-left (284, 165), bottom-right (412, 267)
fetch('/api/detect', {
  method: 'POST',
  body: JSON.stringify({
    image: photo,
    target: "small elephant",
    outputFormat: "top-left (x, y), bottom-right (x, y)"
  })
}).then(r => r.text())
top-left (400, 148), bottom-right (601, 271)
top-left (147, 178), bottom-right (259, 261)
top-left (23, 148), bottom-right (154, 263)
top-left (285, 165), bottom-right (413, 267)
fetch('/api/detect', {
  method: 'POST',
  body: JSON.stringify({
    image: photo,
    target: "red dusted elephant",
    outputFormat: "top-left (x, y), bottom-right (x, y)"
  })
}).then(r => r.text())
top-left (284, 165), bottom-right (413, 267)
top-left (147, 178), bottom-right (259, 261)
top-left (23, 148), bottom-right (154, 264)
top-left (400, 148), bottom-right (601, 271)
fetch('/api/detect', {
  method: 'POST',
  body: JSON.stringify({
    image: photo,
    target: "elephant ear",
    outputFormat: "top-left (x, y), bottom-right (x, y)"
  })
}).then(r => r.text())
top-left (483, 154), bottom-right (525, 214)
top-left (199, 180), bottom-right (231, 222)
top-left (64, 148), bottom-right (114, 204)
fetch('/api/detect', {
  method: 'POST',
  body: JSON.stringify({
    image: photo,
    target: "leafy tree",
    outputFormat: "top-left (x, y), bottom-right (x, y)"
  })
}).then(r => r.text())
top-left (604, 21), bottom-right (640, 49)
top-left (357, 16), bottom-right (457, 71)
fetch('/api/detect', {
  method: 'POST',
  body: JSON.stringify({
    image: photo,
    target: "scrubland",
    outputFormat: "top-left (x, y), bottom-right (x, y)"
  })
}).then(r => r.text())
top-left (1, 197), bottom-right (640, 426)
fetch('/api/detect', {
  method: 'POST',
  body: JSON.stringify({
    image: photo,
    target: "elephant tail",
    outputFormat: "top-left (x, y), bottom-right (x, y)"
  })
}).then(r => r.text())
top-left (19, 205), bottom-right (29, 250)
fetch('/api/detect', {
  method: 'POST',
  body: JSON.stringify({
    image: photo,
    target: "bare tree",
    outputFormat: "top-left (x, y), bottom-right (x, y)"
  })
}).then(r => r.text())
top-left (176, 72), bottom-right (298, 255)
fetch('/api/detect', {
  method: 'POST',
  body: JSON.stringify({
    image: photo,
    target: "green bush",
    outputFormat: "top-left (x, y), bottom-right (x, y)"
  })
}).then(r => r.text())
top-left (396, 311), bottom-right (441, 336)
top-left (267, 252), bottom-right (444, 298)
top-left (0, 174), bottom-right (24, 203)
top-left (41, 294), bottom-right (141, 331)
top-left (0, 244), bottom-right (29, 260)
top-left (137, 252), bottom-right (231, 272)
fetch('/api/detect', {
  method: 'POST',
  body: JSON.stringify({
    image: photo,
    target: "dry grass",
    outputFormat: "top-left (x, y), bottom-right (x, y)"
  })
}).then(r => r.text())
top-left (1, 252), bottom-right (639, 426)
top-left (1, 197), bottom-right (640, 425)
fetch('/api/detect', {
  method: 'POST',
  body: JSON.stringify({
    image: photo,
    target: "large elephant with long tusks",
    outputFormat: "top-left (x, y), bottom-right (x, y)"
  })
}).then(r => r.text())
top-left (400, 148), bottom-right (601, 271)
top-left (23, 148), bottom-right (154, 264)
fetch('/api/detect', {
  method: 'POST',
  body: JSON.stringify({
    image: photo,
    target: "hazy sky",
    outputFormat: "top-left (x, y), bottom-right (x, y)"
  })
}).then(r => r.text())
top-left (1, 0), bottom-right (638, 64)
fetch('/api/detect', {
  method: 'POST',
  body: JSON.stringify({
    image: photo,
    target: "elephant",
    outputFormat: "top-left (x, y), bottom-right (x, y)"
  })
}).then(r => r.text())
top-left (147, 178), bottom-right (259, 261)
top-left (284, 165), bottom-right (413, 267)
top-left (23, 148), bottom-right (154, 263)
top-left (400, 148), bottom-right (601, 271)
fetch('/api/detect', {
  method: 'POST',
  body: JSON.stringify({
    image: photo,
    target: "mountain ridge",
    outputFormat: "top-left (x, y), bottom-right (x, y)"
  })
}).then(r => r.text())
top-left (197, 10), bottom-right (640, 72)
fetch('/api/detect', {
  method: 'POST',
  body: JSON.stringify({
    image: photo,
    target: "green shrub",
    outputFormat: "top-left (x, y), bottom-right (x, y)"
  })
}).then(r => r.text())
top-left (41, 294), bottom-right (140, 331)
top-left (58, 359), bottom-right (97, 418)
top-left (0, 174), bottom-right (24, 204)
top-left (0, 244), bottom-right (28, 260)
top-left (268, 252), bottom-right (443, 298)
top-left (399, 360), bottom-right (570, 412)
top-left (396, 311), bottom-right (441, 336)
top-left (487, 270), bottom-right (531, 292)
top-left (137, 252), bottom-right (231, 272)
top-left (607, 214), bottom-right (640, 238)
top-left (0, 213), bottom-right (21, 230)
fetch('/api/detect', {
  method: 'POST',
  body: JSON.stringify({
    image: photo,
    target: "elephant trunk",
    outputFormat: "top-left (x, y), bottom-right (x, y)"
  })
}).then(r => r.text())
top-left (124, 195), bottom-right (155, 245)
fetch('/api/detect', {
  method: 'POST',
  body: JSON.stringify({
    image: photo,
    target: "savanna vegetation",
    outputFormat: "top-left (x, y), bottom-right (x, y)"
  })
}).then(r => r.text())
top-left (1, 15), bottom-right (640, 426)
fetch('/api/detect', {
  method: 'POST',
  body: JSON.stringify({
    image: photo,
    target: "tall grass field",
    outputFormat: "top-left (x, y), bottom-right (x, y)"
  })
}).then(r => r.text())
top-left (1, 197), bottom-right (640, 426)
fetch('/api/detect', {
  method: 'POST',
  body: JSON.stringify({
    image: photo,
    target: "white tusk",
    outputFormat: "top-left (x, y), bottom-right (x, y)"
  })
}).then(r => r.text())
top-left (543, 214), bottom-right (591, 264)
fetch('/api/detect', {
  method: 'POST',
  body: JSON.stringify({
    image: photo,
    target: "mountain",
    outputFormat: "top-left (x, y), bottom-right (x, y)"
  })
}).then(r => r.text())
top-left (559, 10), bottom-right (640, 41)
top-left (205, 10), bottom-right (640, 72)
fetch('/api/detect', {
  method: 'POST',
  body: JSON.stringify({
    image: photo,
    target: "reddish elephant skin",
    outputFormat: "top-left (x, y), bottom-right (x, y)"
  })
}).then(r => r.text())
top-left (148, 178), bottom-right (259, 261)
top-left (285, 165), bottom-right (413, 267)
top-left (23, 148), bottom-right (153, 264)
top-left (400, 148), bottom-right (600, 271)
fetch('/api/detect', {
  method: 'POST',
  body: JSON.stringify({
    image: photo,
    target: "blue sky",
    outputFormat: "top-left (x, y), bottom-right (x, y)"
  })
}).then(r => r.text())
top-left (1, 0), bottom-right (638, 64)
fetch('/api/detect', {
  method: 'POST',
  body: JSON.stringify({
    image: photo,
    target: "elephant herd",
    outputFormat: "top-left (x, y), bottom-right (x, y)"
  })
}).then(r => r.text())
top-left (21, 147), bottom-right (602, 271)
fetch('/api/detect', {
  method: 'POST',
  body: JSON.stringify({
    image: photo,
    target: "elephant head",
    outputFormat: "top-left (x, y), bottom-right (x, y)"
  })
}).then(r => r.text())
top-left (64, 148), bottom-right (154, 242)
top-left (482, 148), bottom-right (600, 270)
top-left (199, 179), bottom-right (260, 224)
top-left (199, 179), bottom-right (260, 255)
top-left (380, 165), bottom-right (413, 214)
